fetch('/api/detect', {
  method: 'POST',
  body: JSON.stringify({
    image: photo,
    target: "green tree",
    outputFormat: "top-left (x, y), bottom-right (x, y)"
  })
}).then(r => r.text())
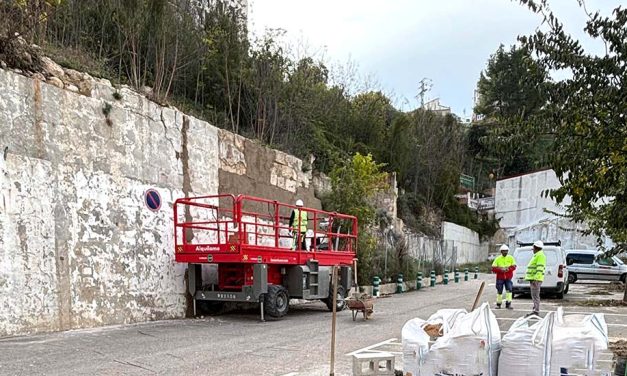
top-left (513, 0), bottom-right (627, 258)
top-left (474, 45), bottom-right (550, 176)
top-left (324, 153), bottom-right (388, 283)
top-left (475, 45), bottom-right (547, 120)
top-left (348, 91), bottom-right (395, 162)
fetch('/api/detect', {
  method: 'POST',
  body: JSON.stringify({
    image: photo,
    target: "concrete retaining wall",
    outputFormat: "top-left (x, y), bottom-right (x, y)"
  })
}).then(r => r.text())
top-left (441, 222), bottom-right (488, 264)
top-left (0, 68), bottom-right (316, 337)
top-left (401, 223), bottom-right (487, 270)
top-left (495, 170), bottom-right (611, 249)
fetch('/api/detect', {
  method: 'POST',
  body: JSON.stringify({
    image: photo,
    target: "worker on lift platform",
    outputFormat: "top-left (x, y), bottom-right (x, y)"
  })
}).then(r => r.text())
top-left (289, 199), bottom-right (308, 250)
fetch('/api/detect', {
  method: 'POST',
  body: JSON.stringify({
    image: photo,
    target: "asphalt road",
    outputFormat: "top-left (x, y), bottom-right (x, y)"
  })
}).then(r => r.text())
top-left (0, 276), bottom-right (624, 376)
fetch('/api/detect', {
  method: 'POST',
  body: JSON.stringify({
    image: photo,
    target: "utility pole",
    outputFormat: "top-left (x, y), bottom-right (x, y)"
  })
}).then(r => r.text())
top-left (417, 78), bottom-right (432, 108)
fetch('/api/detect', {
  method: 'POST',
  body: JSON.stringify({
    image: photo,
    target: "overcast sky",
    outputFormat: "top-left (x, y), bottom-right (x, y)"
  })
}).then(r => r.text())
top-left (248, 0), bottom-right (623, 117)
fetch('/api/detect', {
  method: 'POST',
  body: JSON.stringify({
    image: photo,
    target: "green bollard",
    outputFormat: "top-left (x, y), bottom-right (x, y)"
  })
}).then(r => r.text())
top-left (396, 273), bottom-right (404, 293)
top-left (417, 272), bottom-right (423, 290)
top-left (430, 270), bottom-right (436, 287)
top-left (474, 266), bottom-right (479, 279)
top-left (373, 276), bottom-right (380, 297)
top-left (464, 268), bottom-right (469, 281)
top-left (454, 269), bottom-right (460, 283)
top-left (444, 269), bottom-right (449, 285)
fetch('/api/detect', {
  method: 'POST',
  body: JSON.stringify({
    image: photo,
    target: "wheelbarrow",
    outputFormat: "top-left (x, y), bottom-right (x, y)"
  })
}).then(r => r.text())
top-left (346, 293), bottom-right (375, 321)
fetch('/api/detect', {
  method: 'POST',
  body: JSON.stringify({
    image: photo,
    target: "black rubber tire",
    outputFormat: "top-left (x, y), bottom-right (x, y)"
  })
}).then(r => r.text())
top-left (264, 284), bottom-right (290, 318)
top-left (556, 288), bottom-right (565, 299)
top-left (620, 274), bottom-right (626, 284)
top-left (324, 285), bottom-right (346, 312)
top-left (568, 273), bottom-right (577, 284)
top-left (564, 282), bottom-right (569, 295)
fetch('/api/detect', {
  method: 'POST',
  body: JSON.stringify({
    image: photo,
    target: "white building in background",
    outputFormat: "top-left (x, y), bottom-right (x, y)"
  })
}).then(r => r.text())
top-left (495, 169), bottom-right (612, 250)
top-left (422, 98), bottom-right (451, 116)
top-left (472, 89), bottom-right (484, 122)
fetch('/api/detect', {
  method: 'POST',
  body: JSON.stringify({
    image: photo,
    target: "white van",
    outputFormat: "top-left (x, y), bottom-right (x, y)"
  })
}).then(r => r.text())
top-left (566, 249), bottom-right (627, 283)
top-left (512, 242), bottom-right (569, 299)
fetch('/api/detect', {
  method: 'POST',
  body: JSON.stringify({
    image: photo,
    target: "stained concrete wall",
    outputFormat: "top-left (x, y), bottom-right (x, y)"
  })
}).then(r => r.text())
top-left (218, 130), bottom-right (319, 208)
top-left (402, 222), bottom-right (487, 270)
top-left (0, 67), bottom-right (316, 337)
top-left (495, 169), bottom-right (610, 250)
top-left (441, 222), bottom-right (488, 264)
top-left (495, 169), bottom-right (567, 229)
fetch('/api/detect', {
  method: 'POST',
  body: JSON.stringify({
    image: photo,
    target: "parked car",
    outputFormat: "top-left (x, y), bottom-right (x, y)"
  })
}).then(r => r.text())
top-left (565, 249), bottom-right (627, 284)
top-left (512, 242), bottom-right (569, 299)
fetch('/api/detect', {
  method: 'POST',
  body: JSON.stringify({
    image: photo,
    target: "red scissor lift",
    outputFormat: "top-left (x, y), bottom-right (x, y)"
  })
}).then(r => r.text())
top-left (174, 194), bottom-right (358, 318)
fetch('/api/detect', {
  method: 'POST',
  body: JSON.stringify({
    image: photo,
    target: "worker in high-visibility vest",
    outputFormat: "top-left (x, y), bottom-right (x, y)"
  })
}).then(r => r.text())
top-left (491, 244), bottom-right (516, 309)
top-left (525, 240), bottom-right (546, 317)
top-left (289, 199), bottom-right (308, 250)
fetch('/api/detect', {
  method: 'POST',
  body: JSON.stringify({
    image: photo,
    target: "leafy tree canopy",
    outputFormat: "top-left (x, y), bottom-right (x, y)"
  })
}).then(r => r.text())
top-left (513, 0), bottom-right (627, 255)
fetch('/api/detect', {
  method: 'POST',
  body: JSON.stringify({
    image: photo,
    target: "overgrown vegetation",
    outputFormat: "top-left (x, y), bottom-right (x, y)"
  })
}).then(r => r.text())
top-left (0, 0), bottom-right (501, 280)
top-left (322, 153), bottom-right (389, 283)
top-left (473, 1), bottom-right (626, 259)
top-left (470, 44), bottom-right (552, 189)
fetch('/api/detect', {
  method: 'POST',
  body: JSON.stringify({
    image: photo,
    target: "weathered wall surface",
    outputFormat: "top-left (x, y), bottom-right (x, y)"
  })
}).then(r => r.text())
top-left (0, 67), bottom-right (315, 337)
top-left (495, 169), bottom-right (610, 249)
top-left (218, 130), bottom-right (319, 208)
top-left (441, 222), bottom-right (488, 264)
top-left (495, 169), bottom-right (566, 229)
top-left (372, 173), bottom-right (398, 221)
top-left (404, 223), bottom-right (487, 271)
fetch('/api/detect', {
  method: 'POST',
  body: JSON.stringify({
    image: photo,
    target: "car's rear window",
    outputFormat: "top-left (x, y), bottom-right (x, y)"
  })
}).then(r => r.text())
top-left (515, 249), bottom-right (558, 265)
top-left (567, 253), bottom-right (595, 265)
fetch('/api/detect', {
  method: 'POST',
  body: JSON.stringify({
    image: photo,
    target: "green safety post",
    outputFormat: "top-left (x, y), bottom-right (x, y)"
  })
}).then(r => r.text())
top-left (373, 276), bottom-right (380, 297)
top-left (454, 269), bottom-right (460, 283)
top-left (444, 269), bottom-right (449, 285)
top-left (396, 273), bottom-right (404, 293)
top-left (474, 266), bottom-right (479, 279)
top-left (430, 270), bottom-right (436, 287)
top-left (464, 268), bottom-right (469, 281)
top-left (417, 272), bottom-right (423, 290)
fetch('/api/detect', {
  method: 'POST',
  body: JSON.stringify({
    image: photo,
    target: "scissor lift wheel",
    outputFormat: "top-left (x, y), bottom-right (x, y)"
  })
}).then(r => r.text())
top-left (264, 284), bottom-right (290, 318)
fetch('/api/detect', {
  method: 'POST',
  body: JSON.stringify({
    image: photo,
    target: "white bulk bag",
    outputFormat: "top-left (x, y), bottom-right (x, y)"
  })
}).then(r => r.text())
top-left (401, 309), bottom-right (467, 376)
top-left (425, 308), bottom-right (468, 334)
top-left (402, 318), bottom-right (429, 376)
top-left (421, 303), bottom-right (501, 376)
top-left (498, 308), bottom-right (609, 376)
top-left (550, 307), bottom-right (608, 375)
top-left (498, 312), bottom-right (555, 376)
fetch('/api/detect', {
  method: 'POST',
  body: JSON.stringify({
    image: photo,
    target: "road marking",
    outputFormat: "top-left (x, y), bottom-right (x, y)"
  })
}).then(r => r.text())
top-left (280, 373), bottom-right (298, 376)
top-left (345, 338), bottom-right (398, 356)
top-left (496, 317), bottom-right (627, 327)
top-left (507, 308), bottom-right (627, 317)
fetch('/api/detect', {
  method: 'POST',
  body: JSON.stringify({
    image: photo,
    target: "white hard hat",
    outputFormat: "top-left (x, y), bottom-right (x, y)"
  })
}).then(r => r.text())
top-left (499, 244), bottom-right (509, 252)
top-left (533, 240), bottom-right (544, 249)
top-left (295, 199), bottom-right (304, 207)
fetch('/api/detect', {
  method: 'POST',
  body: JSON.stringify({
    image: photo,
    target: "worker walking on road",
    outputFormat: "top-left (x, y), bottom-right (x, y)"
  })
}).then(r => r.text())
top-left (525, 240), bottom-right (546, 317)
top-left (289, 199), bottom-right (308, 250)
top-left (491, 244), bottom-right (516, 309)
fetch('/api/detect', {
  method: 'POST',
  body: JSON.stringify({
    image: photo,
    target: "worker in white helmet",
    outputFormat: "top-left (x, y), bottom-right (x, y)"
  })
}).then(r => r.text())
top-left (525, 240), bottom-right (546, 317)
top-left (491, 244), bottom-right (516, 309)
top-left (289, 199), bottom-right (308, 250)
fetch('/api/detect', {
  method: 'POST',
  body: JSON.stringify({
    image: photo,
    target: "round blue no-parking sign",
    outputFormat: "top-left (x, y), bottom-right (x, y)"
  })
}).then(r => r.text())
top-left (145, 189), bottom-right (162, 211)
